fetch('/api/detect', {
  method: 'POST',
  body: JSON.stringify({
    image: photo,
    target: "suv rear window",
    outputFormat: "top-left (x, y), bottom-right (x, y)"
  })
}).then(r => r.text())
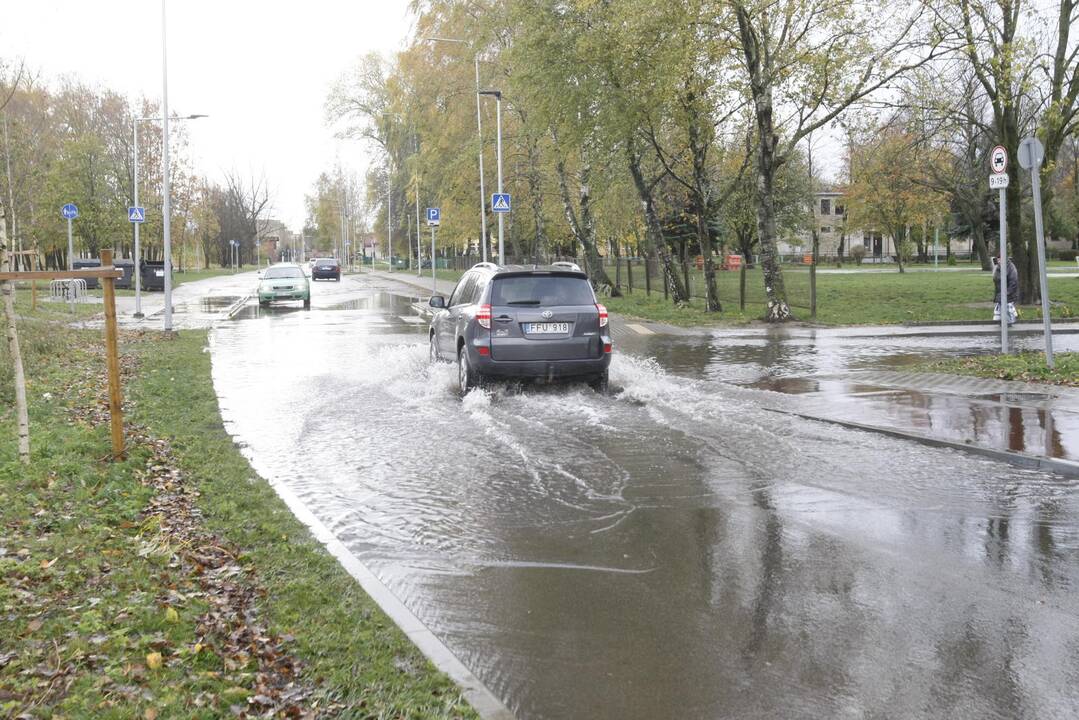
top-left (317, 258), bottom-right (338, 266)
top-left (490, 275), bottom-right (594, 306)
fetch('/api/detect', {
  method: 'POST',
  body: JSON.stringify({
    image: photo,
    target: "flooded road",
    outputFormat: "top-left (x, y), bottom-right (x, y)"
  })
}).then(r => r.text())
top-left (211, 275), bottom-right (1079, 719)
top-left (612, 328), bottom-right (1079, 462)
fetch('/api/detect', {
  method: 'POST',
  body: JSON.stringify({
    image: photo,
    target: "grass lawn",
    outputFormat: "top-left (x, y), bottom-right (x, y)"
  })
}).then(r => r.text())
top-left (0, 308), bottom-right (477, 718)
top-left (916, 352), bottom-right (1079, 387)
top-left (365, 261), bottom-right (1079, 327)
top-left (608, 267), bottom-right (1079, 326)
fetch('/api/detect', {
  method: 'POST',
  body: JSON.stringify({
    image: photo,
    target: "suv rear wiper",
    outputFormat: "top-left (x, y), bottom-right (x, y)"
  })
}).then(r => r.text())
top-left (507, 300), bottom-right (542, 305)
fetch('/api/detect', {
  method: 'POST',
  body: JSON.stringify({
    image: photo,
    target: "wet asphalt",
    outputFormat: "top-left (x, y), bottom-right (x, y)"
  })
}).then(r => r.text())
top-left (209, 272), bottom-right (1079, 720)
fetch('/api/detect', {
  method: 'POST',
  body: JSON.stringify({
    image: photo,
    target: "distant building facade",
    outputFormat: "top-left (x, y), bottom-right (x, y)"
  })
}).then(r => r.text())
top-left (779, 188), bottom-right (968, 262)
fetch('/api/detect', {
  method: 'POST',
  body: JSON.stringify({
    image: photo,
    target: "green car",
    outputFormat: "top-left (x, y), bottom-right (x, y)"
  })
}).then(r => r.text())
top-left (258, 263), bottom-right (311, 309)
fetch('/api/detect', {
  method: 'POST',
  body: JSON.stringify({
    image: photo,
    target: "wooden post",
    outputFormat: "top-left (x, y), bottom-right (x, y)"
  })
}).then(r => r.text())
top-left (100, 249), bottom-right (125, 460)
top-left (739, 262), bottom-right (747, 311)
top-left (1, 245), bottom-right (30, 464)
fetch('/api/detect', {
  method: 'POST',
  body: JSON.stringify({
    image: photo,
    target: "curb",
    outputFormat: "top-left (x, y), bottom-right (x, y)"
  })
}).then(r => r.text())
top-left (783, 411), bottom-right (1079, 478)
top-left (902, 319), bottom-right (1079, 328)
top-left (225, 295), bottom-right (250, 320)
top-left (264, 478), bottom-right (515, 720)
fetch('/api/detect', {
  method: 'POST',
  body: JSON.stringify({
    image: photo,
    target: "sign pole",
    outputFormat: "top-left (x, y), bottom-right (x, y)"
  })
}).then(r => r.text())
top-left (431, 225), bottom-right (436, 294)
top-left (61, 204), bottom-right (79, 312)
top-left (1020, 137), bottom-right (1055, 368)
top-left (66, 217), bottom-right (74, 271)
top-left (989, 145), bottom-right (1009, 354)
top-left (998, 187), bottom-right (1008, 354)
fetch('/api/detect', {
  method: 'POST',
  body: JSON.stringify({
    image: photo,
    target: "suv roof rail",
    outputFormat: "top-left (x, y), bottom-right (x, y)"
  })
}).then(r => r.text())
top-left (550, 261), bottom-right (582, 272)
top-left (471, 262), bottom-right (500, 271)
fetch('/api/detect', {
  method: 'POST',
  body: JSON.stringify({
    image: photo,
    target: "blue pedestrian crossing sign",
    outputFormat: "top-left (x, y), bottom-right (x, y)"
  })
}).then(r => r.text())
top-left (491, 193), bottom-right (511, 213)
top-left (426, 207), bottom-right (441, 226)
top-left (61, 203), bottom-right (79, 220)
top-left (128, 206), bottom-right (146, 223)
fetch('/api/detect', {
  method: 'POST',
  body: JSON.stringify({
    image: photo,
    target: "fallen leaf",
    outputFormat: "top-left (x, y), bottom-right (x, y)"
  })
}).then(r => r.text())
top-left (26, 619), bottom-right (43, 633)
top-left (165, 607), bottom-right (179, 624)
top-left (144, 708), bottom-right (158, 720)
top-left (145, 652), bottom-right (162, 671)
top-left (40, 557), bottom-right (57, 569)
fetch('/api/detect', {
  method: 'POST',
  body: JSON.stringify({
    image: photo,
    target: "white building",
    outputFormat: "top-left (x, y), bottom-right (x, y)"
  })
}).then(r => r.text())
top-left (781, 189), bottom-right (968, 263)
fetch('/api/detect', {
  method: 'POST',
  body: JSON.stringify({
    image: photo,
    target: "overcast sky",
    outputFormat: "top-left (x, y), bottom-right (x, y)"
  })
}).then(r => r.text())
top-left (2, 1), bottom-right (414, 231)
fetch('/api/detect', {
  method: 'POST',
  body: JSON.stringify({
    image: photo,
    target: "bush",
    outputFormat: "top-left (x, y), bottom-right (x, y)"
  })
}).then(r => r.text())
top-left (850, 245), bottom-right (866, 265)
top-left (1058, 249), bottom-right (1077, 262)
top-left (947, 255), bottom-right (958, 266)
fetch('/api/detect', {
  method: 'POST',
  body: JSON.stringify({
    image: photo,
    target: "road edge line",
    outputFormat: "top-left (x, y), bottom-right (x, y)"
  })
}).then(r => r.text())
top-left (782, 411), bottom-right (1079, 477)
top-left (264, 477), bottom-right (516, 720)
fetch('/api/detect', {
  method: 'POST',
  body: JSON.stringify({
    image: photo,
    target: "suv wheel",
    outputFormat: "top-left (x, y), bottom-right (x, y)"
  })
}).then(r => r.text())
top-left (457, 345), bottom-right (479, 395)
top-left (588, 370), bottom-right (610, 395)
top-left (429, 333), bottom-right (441, 363)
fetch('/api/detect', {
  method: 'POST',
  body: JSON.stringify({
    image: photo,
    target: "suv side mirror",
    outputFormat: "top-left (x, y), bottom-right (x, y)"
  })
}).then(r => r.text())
top-left (429, 295), bottom-right (446, 309)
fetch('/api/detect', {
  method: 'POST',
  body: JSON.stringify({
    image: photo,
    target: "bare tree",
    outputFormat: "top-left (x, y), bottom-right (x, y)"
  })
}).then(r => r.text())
top-left (223, 171), bottom-right (272, 265)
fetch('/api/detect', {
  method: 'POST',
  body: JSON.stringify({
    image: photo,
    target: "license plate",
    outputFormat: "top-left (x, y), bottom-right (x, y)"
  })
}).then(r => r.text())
top-left (154, 270), bottom-right (164, 277)
top-left (526, 322), bottom-right (570, 334)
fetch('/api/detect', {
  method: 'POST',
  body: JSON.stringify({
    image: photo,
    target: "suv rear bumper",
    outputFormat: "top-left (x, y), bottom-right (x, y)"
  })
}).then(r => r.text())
top-left (468, 342), bottom-right (611, 379)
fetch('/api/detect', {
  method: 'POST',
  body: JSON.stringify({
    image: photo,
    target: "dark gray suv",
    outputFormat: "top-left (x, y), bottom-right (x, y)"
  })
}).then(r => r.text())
top-left (429, 263), bottom-right (612, 394)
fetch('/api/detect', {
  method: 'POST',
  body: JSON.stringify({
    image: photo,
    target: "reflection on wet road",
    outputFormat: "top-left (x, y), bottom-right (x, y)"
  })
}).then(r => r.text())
top-left (212, 275), bottom-right (1079, 719)
top-left (614, 329), bottom-right (1079, 462)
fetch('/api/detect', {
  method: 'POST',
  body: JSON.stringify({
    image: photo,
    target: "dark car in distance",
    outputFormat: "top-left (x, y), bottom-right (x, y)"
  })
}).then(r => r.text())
top-left (429, 263), bottom-right (612, 394)
top-left (311, 257), bottom-right (341, 281)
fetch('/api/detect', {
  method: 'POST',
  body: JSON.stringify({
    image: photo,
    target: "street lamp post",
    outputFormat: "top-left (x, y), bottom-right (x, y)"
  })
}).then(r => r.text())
top-left (386, 162), bottom-right (392, 272)
top-left (479, 90), bottom-right (504, 265)
top-left (415, 179), bottom-right (421, 276)
top-left (161, 0), bottom-right (173, 331)
top-left (423, 37), bottom-right (487, 261)
top-left (132, 113), bottom-right (206, 319)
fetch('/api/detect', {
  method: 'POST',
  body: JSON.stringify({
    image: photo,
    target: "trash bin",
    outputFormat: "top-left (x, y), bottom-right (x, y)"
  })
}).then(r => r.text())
top-left (73, 258), bottom-right (101, 289)
top-left (114, 259), bottom-right (135, 289)
top-left (140, 260), bottom-right (171, 291)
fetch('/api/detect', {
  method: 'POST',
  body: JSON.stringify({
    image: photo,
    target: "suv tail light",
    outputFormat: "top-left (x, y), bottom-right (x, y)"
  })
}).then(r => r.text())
top-left (477, 304), bottom-right (492, 329)
top-left (596, 303), bottom-right (608, 328)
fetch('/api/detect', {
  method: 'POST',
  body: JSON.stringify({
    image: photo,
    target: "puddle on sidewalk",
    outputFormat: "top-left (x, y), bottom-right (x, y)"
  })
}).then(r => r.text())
top-left (171, 296), bottom-right (241, 315)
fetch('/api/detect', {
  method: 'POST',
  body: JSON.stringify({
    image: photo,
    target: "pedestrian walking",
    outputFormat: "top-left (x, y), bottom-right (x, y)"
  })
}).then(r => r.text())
top-left (992, 254), bottom-right (1019, 325)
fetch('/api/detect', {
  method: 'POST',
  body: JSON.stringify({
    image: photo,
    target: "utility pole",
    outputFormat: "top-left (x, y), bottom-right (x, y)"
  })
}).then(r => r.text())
top-left (415, 179), bottom-right (422, 275)
top-left (386, 163), bottom-right (392, 272)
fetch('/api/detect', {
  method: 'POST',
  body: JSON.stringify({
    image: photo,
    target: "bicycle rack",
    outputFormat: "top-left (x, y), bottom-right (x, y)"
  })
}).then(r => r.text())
top-left (48, 279), bottom-right (87, 302)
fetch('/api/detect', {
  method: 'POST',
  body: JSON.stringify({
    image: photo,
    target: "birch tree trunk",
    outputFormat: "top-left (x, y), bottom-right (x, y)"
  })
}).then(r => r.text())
top-left (735, 3), bottom-right (792, 321)
top-left (686, 111), bottom-right (721, 311)
top-left (554, 154), bottom-right (618, 294)
top-left (0, 225), bottom-right (30, 463)
top-left (625, 141), bottom-right (690, 304)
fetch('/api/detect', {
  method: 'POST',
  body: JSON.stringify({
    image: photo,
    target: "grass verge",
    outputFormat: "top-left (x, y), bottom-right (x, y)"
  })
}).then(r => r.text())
top-left (916, 351), bottom-right (1079, 387)
top-left (607, 268), bottom-right (1079, 326)
top-left (0, 313), bottom-right (477, 718)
